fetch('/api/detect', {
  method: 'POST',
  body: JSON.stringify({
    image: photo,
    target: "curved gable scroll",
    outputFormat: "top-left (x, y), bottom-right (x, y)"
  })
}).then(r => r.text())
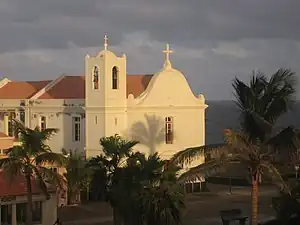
top-left (135, 68), bottom-right (204, 107)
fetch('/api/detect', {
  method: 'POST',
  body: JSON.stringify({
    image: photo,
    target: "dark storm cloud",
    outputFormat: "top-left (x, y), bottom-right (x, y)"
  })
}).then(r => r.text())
top-left (0, 0), bottom-right (300, 100)
top-left (1, 0), bottom-right (300, 53)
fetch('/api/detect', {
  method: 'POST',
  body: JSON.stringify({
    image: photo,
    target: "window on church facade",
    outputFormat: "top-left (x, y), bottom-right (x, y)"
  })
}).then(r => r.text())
top-left (19, 110), bottom-right (25, 124)
top-left (7, 111), bottom-right (16, 137)
top-left (112, 66), bottom-right (118, 89)
top-left (19, 101), bottom-right (26, 124)
top-left (40, 116), bottom-right (46, 131)
top-left (165, 117), bottom-right (173, 144)
top-left (72, 116), bottom-right (81, 142)
top-left (93, 66), bottom-right (99, 89)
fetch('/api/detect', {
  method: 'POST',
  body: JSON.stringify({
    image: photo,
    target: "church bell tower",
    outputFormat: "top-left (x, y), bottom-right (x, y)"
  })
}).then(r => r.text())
top-left (85, 35), bottom-right (127, 158)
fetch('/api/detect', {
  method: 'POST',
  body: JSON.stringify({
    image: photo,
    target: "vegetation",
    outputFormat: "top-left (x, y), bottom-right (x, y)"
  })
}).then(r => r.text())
top-left (170, 68), bottom-right (299, 225)
top-left (87, 134), bottom-right (184, 225)
top-left (62, 148), bottom-right (91, 204)
top-left (272, 183), bottom-right (300, 225)
top-left (0, 120), bottom-right (65, 225)
top-left (86, 155), bottom-right (109, 201)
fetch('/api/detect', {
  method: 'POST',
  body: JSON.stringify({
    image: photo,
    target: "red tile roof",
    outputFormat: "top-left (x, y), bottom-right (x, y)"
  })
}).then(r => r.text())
top-left (0, 80), bottom-right (51, 99)
top-left (127, 74), bottom-right (153, 97)
top-left (0, 171), bottom-right (43, 197)
top-left (0, 75), bottom-right (153, 100)
top-left (39, 76), bottom-right (85, 99)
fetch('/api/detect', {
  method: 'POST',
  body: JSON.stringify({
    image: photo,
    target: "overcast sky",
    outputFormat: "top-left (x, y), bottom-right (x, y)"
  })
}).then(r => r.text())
top-left (0, 0), bottom-right (300, 100)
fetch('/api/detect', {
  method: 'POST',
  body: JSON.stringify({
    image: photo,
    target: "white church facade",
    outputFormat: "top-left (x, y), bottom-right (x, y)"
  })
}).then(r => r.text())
top-left (0, 36), bottom-right (207, 163)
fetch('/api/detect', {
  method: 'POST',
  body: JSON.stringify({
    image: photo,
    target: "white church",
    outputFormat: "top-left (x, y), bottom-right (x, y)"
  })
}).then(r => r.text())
top-left (0, 35), bottom-right (207, 161)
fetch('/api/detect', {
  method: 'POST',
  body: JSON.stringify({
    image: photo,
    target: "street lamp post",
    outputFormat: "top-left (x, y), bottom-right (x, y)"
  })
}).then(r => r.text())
top-left (229, 177), bottom-right (232, 194)
top-left (295, 165), bottom-right (299, 180)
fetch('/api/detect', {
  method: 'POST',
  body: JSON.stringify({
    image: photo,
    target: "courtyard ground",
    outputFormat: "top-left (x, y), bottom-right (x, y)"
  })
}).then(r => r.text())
top-left (58, 184), bottom-right (279, 225)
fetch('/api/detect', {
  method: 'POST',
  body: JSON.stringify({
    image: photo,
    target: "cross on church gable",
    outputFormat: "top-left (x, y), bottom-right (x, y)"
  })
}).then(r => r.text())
top-left (163, 44), bottom-right (173, 62)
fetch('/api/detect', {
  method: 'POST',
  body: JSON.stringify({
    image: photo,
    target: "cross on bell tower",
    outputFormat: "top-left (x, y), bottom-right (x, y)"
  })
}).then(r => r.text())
top-left (162, 43), bottom-right (173, 69)
top-left (104, 34), bottom-right (108, 50)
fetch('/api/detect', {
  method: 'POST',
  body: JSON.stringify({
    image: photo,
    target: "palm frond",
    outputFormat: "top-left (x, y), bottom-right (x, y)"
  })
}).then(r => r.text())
top-left (266, 126), bottom-right (300, 152)
top-left (100, 134), bottom-right (139, 158)
top-left (169, 143), bottom-right (224, 167)
top-left (35, 152), bottom-right (66, 166)
top-left (0, 157), bottom-right (24, 183)
top-left (178, 158), bottom-right (227, 183)
top-left (39, 127), bottom-right (59, 140)
top-left (38, 166), bottom-right (66, 190)
top-left (262, 69), bottom-right (296, 123)
top-left (32, 166), bottom-right (50, 199)
top-left (12, 120), bottom-right (57, 156)
top-left (260, 161), bottom-right (290, 195)
top-left (232, 68), bottom-right (297, 142)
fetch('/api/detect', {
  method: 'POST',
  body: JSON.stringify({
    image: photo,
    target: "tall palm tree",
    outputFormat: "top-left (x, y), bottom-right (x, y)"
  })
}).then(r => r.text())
top-left (62, 149), bottom-right (91, 204)
top-left (90, 134), bottom-right (184, 225)
top-left (0, 120), bottom-right (65, 225)
top-left (170, 69), bottom-right (299, 225)
top-left (86, 155), bottom-right (110, 201)
top-left (173, 129), bottom-right (289, 225)
top-left (115, 152), bottom-right (184, 225)
top-left (97, 134), bottom-right (138, 225)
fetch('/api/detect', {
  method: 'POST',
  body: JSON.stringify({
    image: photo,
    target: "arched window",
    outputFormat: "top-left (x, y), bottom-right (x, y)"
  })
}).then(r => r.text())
top-left (165, 117), bottom-right (173, 144)
top-left (40, 116), bottom-right (46, 131)
top-left (112, 66), bottom-right (118, 89)
top-left (7, 111), bottom-right (16, 137)
top-left (93, 66), bottom-right (99, 89)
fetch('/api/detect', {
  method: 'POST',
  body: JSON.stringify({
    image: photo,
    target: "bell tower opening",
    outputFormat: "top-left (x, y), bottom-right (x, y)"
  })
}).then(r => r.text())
top-left (93, 66), bottom-right (99, 90)
top-left (112, 66), bottom-right (119, 89)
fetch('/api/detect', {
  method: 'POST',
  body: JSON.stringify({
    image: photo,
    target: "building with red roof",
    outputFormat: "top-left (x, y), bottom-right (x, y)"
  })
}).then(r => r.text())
top-left (0, 171), bottom-right (57, 225)
top-left (0, 37), bottom-right (207, 183)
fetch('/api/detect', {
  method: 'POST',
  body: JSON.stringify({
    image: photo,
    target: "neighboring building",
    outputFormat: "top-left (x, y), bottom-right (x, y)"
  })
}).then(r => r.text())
top-left (0, 171), bottom-right (57, 225)
top-left (0, 132), bottom-right (14, 158)
top-left (0, 36), bottom-right (207, 168)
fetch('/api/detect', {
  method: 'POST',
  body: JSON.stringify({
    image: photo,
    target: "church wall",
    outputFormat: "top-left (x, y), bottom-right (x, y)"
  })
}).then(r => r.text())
top-left (85, 109), bottom-right (105, 158)
top-left (85, 107), bottom-right (127, 158)
top-left (126, 106), bottom-right (205, 160)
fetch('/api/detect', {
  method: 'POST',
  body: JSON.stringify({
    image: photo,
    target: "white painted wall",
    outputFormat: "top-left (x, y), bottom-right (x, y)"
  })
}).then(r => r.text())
top-left (0, 99), bottom-right (85, 154)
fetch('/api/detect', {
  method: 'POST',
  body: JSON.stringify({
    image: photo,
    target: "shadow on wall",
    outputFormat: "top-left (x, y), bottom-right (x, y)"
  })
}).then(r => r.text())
top-left (130, 114), bottom-right (166, 155)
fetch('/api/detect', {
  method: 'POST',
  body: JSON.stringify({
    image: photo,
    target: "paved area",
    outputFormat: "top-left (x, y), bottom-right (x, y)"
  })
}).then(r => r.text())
top-left (59, 184), bottom-right (279, 225)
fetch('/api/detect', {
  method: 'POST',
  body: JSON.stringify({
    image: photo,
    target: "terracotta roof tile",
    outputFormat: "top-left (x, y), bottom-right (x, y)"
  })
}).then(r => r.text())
top-left (0, 80), bottom-right (51, 99)
top-left (0, 75), bottom-right (153, 100)
top-left (0, 171), bottom-right (42, 197)
top-left (38, 74), bottom-right (153, 99)
top-left (127, 74), bottom-right (153, 97)
top-left (39, 76), bottom-right (85, 99)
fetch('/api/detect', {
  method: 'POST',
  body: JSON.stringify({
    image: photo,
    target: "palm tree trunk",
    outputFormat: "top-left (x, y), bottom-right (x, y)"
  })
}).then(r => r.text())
top-left (113, 207), bottom-right (118, 225)
top-left (25, 174), bottom-right (33, 225)
top-left (251, 175), bottom-right (259, 225)
top-left (113, 207), bottom-right (123, 225)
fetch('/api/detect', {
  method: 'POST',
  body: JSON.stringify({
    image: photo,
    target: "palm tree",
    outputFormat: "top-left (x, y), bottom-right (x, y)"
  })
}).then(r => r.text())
top-left (62, 149), bottom-right (91, 204)
top-left (170, 69), bottom-right (299, 225)
top-left (90, 134), bottom-right (184, 225)
top-left (232, 68), bottom-right (297, 143)
top-left (0, 120), bottom-right (65, 225)
top-left (86, 155), bottom-right (109, 201)
top-left (114, 152), bottom-right (184, 225)
top-left (96, 134), bottom-right (138, 225)
top-left (173, 129), bottom-right (290, 225)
